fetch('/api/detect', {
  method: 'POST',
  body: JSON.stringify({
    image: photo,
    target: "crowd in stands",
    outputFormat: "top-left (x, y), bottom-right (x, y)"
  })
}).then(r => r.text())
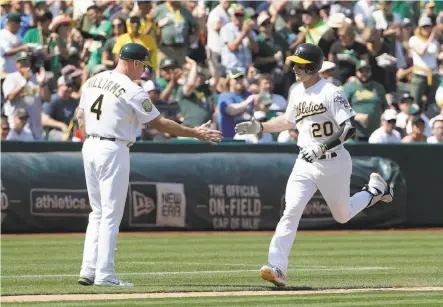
top-left (1, 0), bottom-right (442, 144)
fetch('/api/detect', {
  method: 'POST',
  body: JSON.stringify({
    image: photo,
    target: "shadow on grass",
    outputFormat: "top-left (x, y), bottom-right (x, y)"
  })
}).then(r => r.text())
top-left (180, 284), bottom-right (314, 291)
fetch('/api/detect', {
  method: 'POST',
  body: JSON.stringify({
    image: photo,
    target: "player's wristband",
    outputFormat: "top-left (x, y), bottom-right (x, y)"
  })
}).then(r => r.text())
top-left (259, 122), bottom-right (264, 133)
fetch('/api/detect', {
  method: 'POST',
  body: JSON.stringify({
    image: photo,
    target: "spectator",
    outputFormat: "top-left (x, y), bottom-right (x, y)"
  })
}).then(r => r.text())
top-left (113, 16), bottom-right (158, 71)
top-left (408, 16), bottom-right (440, 110)
top-left (156, 57), bottom-right (182, 103)
top-left (101, 18), bottom-right (127, 70)
top-left (66, 28), bottom-right (85, 68)
top-left (422, 1), bottom-right (437, 25)
top-left (254, 12), bottom-right (290, 95)
top-left (281, 8), bottom-right (303, 45)
top-left (2, 52), bottom-right (50, 140)
top-left (207, 0), bottom-right (231, 68)
top-left (405, 103), bottom-right (432, 137)
top-left (0, 0), bottom-right (32, 38)
top-left (0, 0), bottom-right (12, 16)
top-left (291, 4), bottom-right (331, 56)
top-left (257, 74), bottom-right (287, 114)
top-left (217, 67), bottom-right (256, 138)
top-left (370, 0), bottom-right (401, 36)
top-left (427, 119), bottom-right (443, 143)
top-left (110, 0), bottom-right (134, 22)
top-left (319, 61), bottom-right (341, 86)
top-left (1, 116), bottom-right (10, 140)
top-left (143, 80), bottom-right (163, 105)
top-left (368, 109), bottom-right (402, 144)
top-left (392, 1), bottom-right (416, 26)
top-left (22, 10), bottom-right (53, 49)
top-left (220, 4), bottom-right (258, 71)
top-left (329, 23), bottom-right (368, 84)
top-left (48, 15), bottom-right (72, 79)
top-left (60, 65), bottom-right (84, 100)
top-left (0, 68), bottom-right (6, 104)
top-left (353, 0), bottom-right (377, 31)
top-left (396, 19), bottom-right (414, 87)
top-left (5, 107), bottom-right (34, 141)
top-left (330, 1), bottom-right (354, 20)
top-left (85, 6), bottom-right (111, 76)
top-left (176, 57), bottom-right (214, 128)
top-left (277, 127), bottom-right (298, 143)
top-left (132, 0), bottom-right (155, 37)
top-left (0, 12), bottom-right (29, 73)
top-left (233, 111), bottom-right (273, 143)
top-left (344, 60), bottom-right (387, 141)
top-left (153, 0), bottom-right (200, 67)
top-left (42, 76), bottom-right (79, 140)
top-left (88, 5), bottom-right (112, 37)
top-left (362, 27), bottom-right (397, 100)
top-left (402, 117), bottom-right (427, 143)
top-left (429, 87), bottom-right (443, 128)
top-left (396, 93), bottom-right (414, 133)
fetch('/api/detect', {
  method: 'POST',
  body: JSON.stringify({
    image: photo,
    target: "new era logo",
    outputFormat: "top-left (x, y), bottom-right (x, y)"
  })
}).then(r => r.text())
top-left (132, 190), bottom-right (155, 218)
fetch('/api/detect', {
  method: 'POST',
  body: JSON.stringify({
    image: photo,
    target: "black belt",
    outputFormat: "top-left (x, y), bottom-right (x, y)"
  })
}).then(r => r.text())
top-left (318, 152), bottom-right (337, 160)
top-left (87, 135), bottom-right (133, 147)
top-left (87, 135), bottom-right (116, 142)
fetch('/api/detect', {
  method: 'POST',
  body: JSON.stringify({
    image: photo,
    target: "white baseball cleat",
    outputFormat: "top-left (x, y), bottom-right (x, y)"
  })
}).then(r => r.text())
top-left (363, 173), bottom-right (394, 208)
top-left (94, 277), bottom-right (134, 287)
top-left (260, 265), bottom-right (287, 287)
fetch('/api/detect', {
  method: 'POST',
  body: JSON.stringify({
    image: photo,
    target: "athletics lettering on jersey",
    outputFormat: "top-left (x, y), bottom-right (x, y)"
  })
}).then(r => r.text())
top-left (87, 77), bottom-right (126, 98)
top-left (294, 101), bottom-right (327, 121)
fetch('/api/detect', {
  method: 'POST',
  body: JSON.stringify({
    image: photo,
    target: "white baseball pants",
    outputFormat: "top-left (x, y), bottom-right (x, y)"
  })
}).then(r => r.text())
top-left (80, 137), bottom-right (130, 282)
top-left (268, 148), bottom-right (372, 274)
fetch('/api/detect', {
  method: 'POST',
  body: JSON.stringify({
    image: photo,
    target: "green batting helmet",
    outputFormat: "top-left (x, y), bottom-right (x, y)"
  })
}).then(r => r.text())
top-left (119, 43), bottom-right (152, 67)
top-left (287, 43), bottom-right (324, 74)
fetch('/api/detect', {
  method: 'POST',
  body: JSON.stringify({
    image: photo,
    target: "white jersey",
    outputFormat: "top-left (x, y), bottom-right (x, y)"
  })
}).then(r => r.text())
top-left (284, 78), bottom-right (355, 151)
top-left (79, 71), bottom-right (160, 143)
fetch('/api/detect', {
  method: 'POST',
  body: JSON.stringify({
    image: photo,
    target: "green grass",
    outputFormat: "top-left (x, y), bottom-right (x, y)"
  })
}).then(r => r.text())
top-left (1, 231), bottom-right (443, 306)
top-left (3, 291), bottom-right (443, 307)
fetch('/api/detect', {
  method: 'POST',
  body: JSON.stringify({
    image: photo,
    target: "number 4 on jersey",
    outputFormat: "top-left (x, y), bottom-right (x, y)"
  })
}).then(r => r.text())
top-left (91, 94), bottom-right (104, 120)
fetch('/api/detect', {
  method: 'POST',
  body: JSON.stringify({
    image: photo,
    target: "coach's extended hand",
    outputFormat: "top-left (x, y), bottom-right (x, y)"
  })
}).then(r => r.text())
top-left (235, 117), bottom-right (263, 135)
top-left (195, 121), bottom-right (223, 144)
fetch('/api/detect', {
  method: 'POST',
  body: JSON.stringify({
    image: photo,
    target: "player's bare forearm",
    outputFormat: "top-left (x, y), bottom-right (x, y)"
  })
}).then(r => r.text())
top-left (262, 116), bottom-right (295, 133)
top-left (76, 108), bottom-right (86, 138)
top-left (320, 117), bottom-right (356, 152)
top-left (151, 116), bottom-right (198, 138)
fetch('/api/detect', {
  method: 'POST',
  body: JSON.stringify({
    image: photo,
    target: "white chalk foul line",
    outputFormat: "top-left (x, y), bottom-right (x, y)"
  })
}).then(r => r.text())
top-left (1, 266), bottom-right (394, 279)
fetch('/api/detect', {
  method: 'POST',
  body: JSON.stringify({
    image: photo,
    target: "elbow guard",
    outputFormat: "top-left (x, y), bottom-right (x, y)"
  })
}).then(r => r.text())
top-left (339, 117), bottom-right (356, 143)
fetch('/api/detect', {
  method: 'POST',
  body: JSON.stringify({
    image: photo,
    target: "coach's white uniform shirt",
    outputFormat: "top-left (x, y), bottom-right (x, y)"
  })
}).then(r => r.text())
top-left (284, 78), bottom-right (356, 152)
top-left (79, 70), bottom-right (160, 143)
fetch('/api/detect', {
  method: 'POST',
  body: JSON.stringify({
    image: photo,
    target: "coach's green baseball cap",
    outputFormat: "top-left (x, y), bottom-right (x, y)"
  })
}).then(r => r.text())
top-left (119, 43), bottom-right (152, 67)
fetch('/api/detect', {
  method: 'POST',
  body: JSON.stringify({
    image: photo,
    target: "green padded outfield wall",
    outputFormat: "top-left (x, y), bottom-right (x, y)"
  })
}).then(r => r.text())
top-left (1, 141), bottom-right (442, 233)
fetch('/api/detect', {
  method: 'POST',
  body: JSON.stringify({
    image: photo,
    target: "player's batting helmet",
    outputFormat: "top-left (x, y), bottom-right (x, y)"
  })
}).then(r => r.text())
top-left (119, 43), bottom-right (153, 67)
top-left (287, 43), bottom-right (324, 75)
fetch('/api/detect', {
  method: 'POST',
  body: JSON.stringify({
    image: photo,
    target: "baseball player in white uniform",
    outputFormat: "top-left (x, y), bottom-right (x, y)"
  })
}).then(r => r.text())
top-left (235, 43), bottom-right (394, 287)
top-left (76, 43), bottom-right (222, 287)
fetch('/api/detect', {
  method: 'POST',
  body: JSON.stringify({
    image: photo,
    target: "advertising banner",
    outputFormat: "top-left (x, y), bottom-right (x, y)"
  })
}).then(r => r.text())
top-left (1, 152), bottom-right (407, 233)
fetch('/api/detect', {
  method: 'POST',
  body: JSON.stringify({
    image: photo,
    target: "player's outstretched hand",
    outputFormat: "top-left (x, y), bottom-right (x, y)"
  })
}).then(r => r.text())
top-left (195, 121), bottom-right (223, 144)
top-left (235, 117), bottom-right (262, 135)
top-left (299, 145), bottom-right (323, 163)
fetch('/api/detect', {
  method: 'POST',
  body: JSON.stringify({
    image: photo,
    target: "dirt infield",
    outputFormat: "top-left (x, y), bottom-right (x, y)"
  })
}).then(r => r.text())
top-left (2, 228), bottom-right (443, 238)
top-left (2, 287), bottom-right (443, 303)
